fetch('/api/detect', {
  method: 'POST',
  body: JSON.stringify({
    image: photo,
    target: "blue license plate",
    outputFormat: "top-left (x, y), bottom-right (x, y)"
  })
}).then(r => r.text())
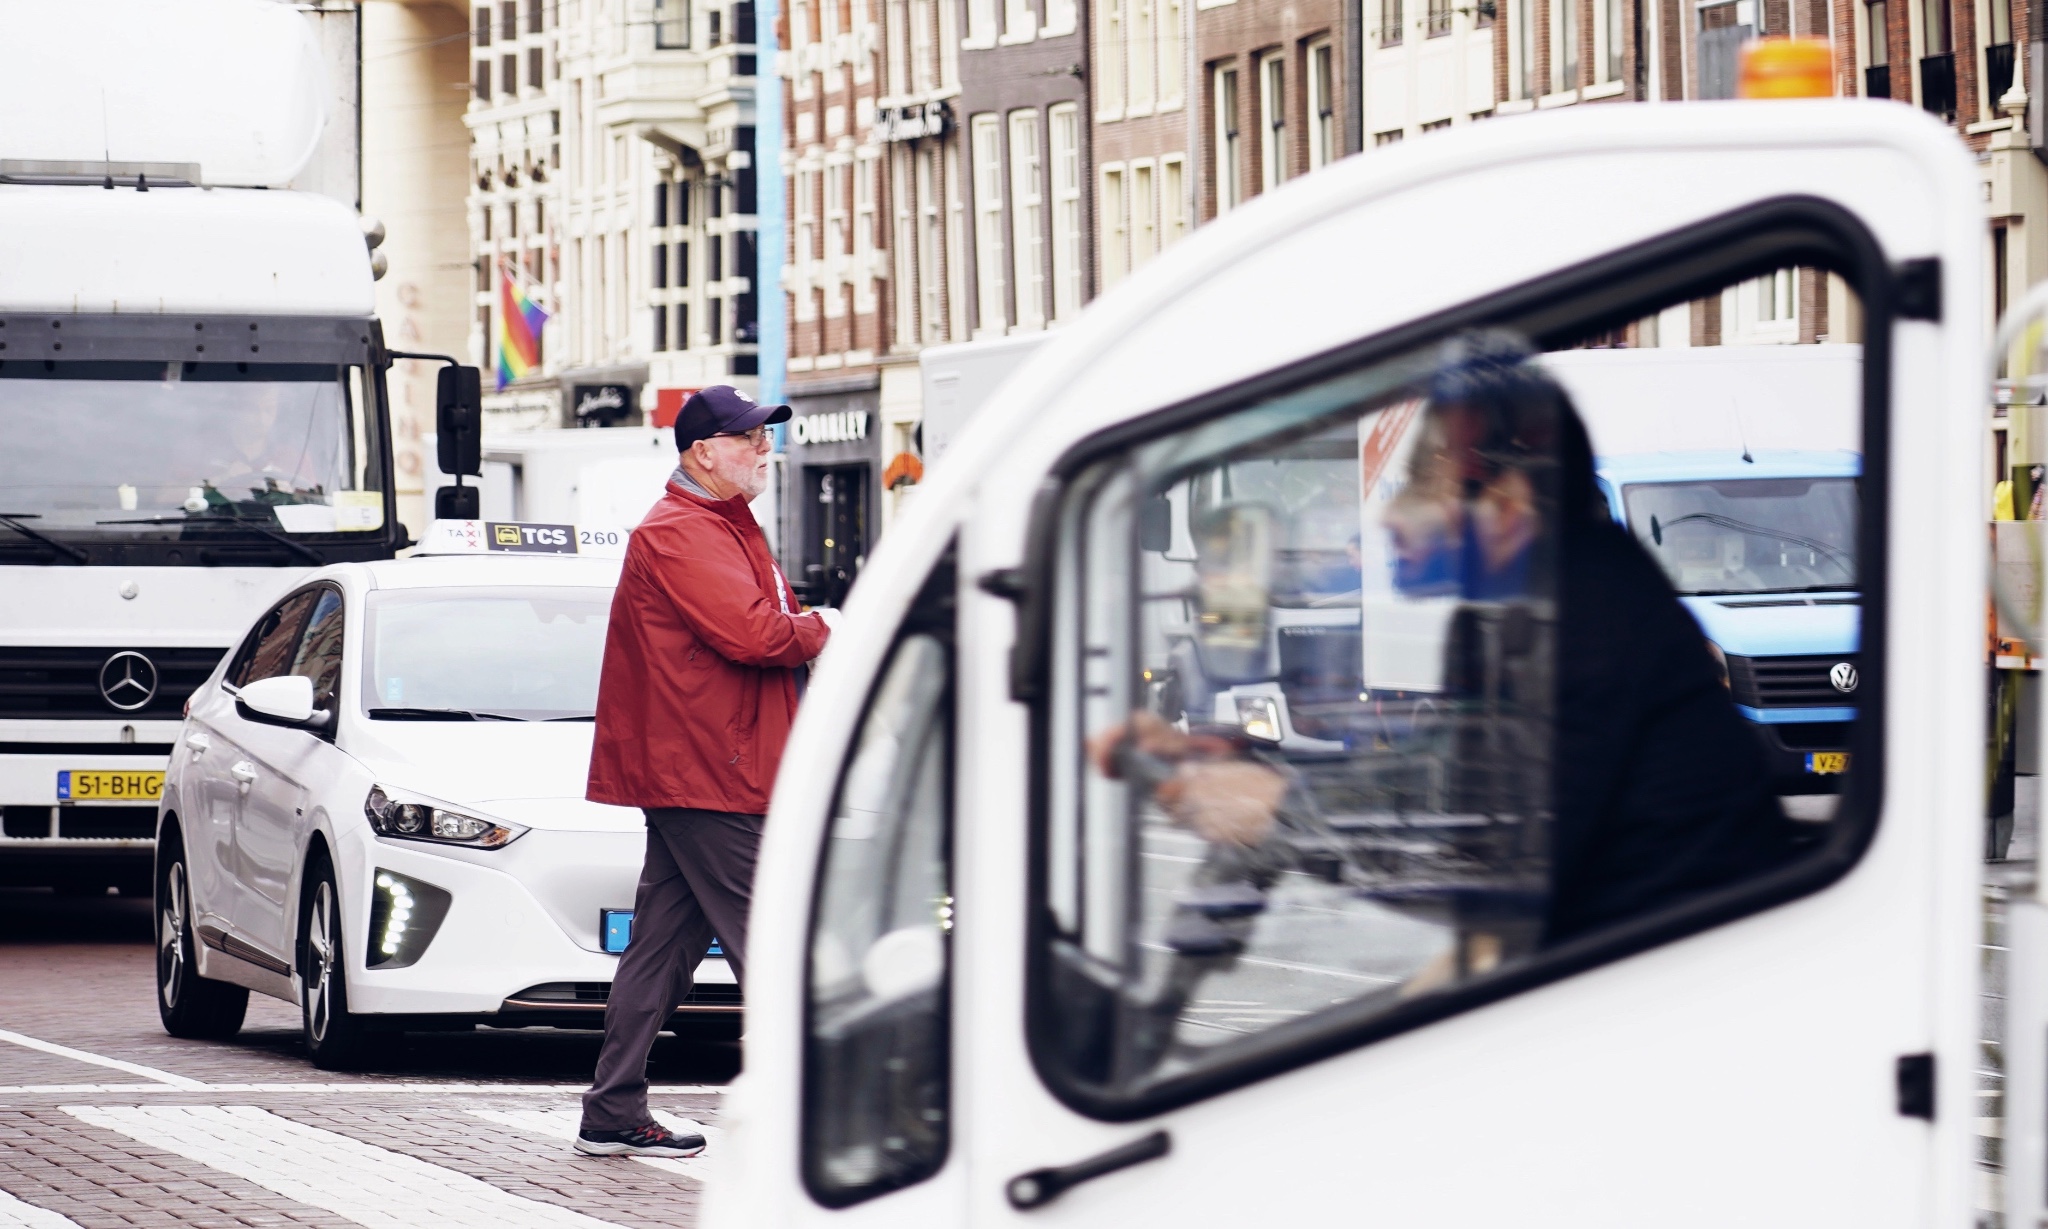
top-left (600, 910), bottom-right (722, 957)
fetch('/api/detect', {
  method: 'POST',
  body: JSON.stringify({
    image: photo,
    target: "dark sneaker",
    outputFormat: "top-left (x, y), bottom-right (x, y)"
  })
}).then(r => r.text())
top-left (575, 1121), bottom-right (707, 1157)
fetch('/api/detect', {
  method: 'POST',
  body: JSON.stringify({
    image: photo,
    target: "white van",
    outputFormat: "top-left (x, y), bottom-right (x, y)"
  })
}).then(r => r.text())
top-left (714, 102), bottom-right (2001, 1227)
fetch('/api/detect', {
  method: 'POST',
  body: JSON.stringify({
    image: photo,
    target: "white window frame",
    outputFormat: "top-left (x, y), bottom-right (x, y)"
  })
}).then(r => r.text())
top-left (1129, 0), bottom-right (1155, 111)
top-left (1043, 0), bottom-right (1077, 31)
top-left (1724, 269), bottom-right (1800, 344)
top-left (1099, 0), bottom-right (1126, 115)
top-left (892, 148), bottom-right (917, 346)
top-left (1509, 0), bottom-right (1534, 99)
top-left (967, 0), bottom-right (998, 45)
top-left (917, 145), bottom-right (945, 343)
top-left (1004, 0), bottom-right (1035, 41)
top-left (911, 0), bottom-right (936, 92)
top-left (1258, 51), bottom-right (1286, 192)
top-left (1160, 153), bottom-right (1186, 248)
top-left (1214, 64), bottom-right (1242, 212)
top-left (1159, 0), bottom-right (1185, 105)
top-left (1009, 108), bottom-right (1047, 330)
top-left (1099, 162), bottom-right (1129, 288)
top-left (854, 153), bottom-right (878, 312)
top-left (1552, 0), bottom-right (1579, 93)
top-left (1307, 38), bottom-right (1335, 170)
top-left (1048, 103), bottom-right (1084, 321)
top-left (1130, 159), bottom-right (1157, 270)
top-left (971, 113), bottom-right (1009, 337)
top-left (1594, 0), bottom-right (1621, 82)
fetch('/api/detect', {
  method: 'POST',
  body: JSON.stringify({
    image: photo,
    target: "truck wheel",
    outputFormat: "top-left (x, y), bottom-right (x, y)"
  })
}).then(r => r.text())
top-left (155, 838), bottom-right (248, 1040)
top-left (300, 866), bottom-right (369, 1070)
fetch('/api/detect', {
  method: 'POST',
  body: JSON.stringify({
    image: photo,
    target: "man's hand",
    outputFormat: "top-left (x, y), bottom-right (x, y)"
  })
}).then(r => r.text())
top-left (1088, 711), bottom-right (1285, 846)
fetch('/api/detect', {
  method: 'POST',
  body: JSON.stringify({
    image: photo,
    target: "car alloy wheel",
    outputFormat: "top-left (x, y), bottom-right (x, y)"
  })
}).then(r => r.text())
top-left (158, 861), bottom-right (189, 1010)
top-left (306, 879), bottom-right (338, 1046)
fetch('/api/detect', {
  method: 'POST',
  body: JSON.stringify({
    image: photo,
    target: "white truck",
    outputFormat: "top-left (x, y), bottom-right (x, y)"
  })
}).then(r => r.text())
top-left (708, 100), bottom-right (2036, 1227)
top-left (0, 0), bottom-right (476, 895)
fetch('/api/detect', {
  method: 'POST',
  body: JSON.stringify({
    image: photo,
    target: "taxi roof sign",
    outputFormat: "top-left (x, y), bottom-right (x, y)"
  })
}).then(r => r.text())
top-left (414, 520), bottom-right (629, 559)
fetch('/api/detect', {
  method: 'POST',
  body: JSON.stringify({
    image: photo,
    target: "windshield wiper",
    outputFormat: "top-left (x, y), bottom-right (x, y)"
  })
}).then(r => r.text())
top-left (367, 707), bottom-right (528, 722)
top-left (0, 513), bottom-right (89, 564)
top-left (96, 513), bottom-right (329, 566)
top-left (544, 714), bottom-right (597, 722)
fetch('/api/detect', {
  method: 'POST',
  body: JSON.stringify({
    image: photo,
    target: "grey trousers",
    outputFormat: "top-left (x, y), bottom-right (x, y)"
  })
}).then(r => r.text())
top-left (581, 807), bottom-right (761, 1131)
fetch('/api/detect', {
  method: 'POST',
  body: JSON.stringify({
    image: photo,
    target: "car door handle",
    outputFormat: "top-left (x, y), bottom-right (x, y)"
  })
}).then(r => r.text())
top-left (229, 761), bottom-right (258, 787)
top-left (1005, 1131), bottom-right (1170, 1210)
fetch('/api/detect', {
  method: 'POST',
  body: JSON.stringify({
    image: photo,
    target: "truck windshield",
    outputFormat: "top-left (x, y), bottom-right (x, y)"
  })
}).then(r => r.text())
top-left (1622, 477), bottom-right (1857, 595)
top-left (0, 361), bottom-right (381, 548)
top-left (361, 587), bottom-right (612, 722)
top-left (1187, 439), bottom-right (1362, 606)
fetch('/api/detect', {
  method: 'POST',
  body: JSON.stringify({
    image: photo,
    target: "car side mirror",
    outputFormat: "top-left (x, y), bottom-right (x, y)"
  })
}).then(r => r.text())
top-left (236, 674), bottom-right (330, 730)
top-left (1191, 503), bottom-right (1275, 684)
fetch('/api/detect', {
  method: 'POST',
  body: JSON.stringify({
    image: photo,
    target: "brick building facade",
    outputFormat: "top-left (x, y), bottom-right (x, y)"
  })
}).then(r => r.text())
top-left (1197, 0), bottom-right (1352, 222)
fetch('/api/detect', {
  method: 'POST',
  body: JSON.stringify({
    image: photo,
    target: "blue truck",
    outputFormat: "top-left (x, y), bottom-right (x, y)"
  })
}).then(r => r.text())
top-left (1594, 449), bottom-right (1861, 793)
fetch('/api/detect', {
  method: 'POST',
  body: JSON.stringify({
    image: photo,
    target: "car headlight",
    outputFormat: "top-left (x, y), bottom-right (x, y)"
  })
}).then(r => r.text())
top-left (364, 785), bottom-right (526, 849)
top-left (1236, 694), bottom-right (1283, 742)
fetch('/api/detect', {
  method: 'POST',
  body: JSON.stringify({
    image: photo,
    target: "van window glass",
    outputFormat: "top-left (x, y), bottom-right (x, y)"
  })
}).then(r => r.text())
top-left (228, 591), bottom-right (321, 689)
top-left (803, 565), bottom-right (954, 1207)
top-left (1037, 294), bottom-right (1867, 1108)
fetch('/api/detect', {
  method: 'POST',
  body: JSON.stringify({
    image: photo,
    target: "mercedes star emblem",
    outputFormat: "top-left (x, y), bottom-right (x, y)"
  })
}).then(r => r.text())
top-left (99, 651), bottom-right (159, 712)
top-left (1829, 662), bottom-right (1859, 694)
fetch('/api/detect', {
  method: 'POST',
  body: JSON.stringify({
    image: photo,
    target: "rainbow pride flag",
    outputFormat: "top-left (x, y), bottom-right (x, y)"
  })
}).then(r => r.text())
top-left (496, 264), bottom-right (549, 390)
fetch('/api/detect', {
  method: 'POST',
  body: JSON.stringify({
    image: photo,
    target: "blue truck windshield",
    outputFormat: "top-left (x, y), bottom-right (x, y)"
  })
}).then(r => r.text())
top-left (1622, 477), bottom-right (1857, 595)
top-left (0, 361), bottom-right (379, 548)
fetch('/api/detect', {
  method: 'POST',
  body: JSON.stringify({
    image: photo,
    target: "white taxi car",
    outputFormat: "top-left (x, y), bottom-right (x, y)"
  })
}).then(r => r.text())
top-left (152, 521), bottom-right (739, 1067)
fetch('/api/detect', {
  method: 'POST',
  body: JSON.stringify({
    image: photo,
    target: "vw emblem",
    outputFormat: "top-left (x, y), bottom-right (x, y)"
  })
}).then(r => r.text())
top-left (1829, 661), bottom-right (1860, 694)
top-left (99, 651), bottom-right (159, 712)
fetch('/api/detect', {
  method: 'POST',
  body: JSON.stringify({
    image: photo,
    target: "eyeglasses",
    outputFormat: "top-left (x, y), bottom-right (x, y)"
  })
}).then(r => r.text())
top-left (716, 426), bottom-right (773, 449)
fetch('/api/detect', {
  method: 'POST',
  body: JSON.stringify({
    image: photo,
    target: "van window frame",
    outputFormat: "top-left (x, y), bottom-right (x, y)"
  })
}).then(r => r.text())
top-left (1016, 196), bottom-right (1898, 1122)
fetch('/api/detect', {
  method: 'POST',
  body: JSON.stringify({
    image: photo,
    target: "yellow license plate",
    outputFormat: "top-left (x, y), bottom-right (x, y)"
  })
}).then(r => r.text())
top-left (1805, 752), bottom-right (1850, 775)
top-left (58, 770), bottom-right (164, 802)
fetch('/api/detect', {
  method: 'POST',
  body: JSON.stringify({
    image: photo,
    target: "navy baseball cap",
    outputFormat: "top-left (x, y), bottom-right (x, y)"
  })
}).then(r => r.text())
top-left (674, 385), bottom-right (792, 450)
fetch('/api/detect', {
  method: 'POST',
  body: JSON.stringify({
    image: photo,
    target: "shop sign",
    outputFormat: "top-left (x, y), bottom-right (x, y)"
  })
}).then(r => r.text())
top-left (793, 410), bottom-right (871, 445)
top-left (573, 383), bottom-right (635, 427)
top-left (873, 101), bottom-right (954, 143)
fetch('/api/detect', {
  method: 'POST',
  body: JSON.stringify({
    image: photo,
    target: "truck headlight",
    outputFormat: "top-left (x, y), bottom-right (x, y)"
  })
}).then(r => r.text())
top-left (364, 785), bottom-right (526, 849)
top-left (1237, 695), bottom-right (1283, 742)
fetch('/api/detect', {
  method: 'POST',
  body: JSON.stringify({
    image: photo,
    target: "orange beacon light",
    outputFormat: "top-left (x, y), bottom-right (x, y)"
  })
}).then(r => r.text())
top-left (1738, 37), bottom-right (1836, 98)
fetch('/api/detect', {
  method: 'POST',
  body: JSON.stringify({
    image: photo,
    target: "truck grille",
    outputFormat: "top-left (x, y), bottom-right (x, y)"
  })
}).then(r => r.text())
top-left (1726, 654), bottom-right (1861, 710)
top-left (0, 647), bottom-right (223, 720)
top-left (1, 805), bottom-right (157, 839)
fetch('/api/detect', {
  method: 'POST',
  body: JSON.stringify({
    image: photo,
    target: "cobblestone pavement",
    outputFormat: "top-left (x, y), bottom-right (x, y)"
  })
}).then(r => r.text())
top-left (0, 890), bottom-right (739, 1229)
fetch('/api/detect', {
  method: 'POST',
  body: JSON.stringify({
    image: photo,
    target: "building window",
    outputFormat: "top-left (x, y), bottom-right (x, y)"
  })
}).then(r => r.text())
top-left (1374, 128), bottom-right (1405, 144)
top-left (1598, 0), bottom-right (1621, 81)
top-left (1009, 110), bottom-right (1046, 330)
top-left (1160, 0), bottom-right (1185, 102)
top-left (1046, 0), bottom-right (1077, 33)
top-left (529, 46), bottom-right (545, 89)
top-left (654, 243), bottom-right (669, 288)
top-left (1259, 53), bottom-right (1286, 191)
top-left (970, 0), bottom-right (998, 43)
top-left (1923, 0), bottom-right (1950, 54)
top-left (653, 305), bottom-right (669, 351)
top-left (1048, 104), bottom-right (1083, 322)
top-left (1160, 155), bottom-right (1186, 248)
top-left (656, 0), bottom-right (691, 46)
top-left (1101, 0), bottom-right (1126, 111)
top-left (1131, 162), bottom-right (1156, 269)
top-left (502, 53), bottom-right (517, 95)
top-left (1130, 0), bottom-right (1155, 109)
top-left (530, 0), bottom-right (544, 33)
top-left (971, 114), bottom-right (1008, 333)
top-left (1100, 165), bottom-right (1128, 288)
top-left (655, 183), bottom-right (670, 228)
top-left (500, 1), bottom-right (516, 39)
top-left (474, 58), bottom-right (491, 100)
top-left (711, 296), bottom-right (725, 343)
top-left (893, 152), bottom-right (917, 343)
top-left (1512, 0), bottom-right (1534, 97)
top-left (1553, 0), bottom-right (1578, 91)
top-left (917, 147), bottom-right (946, 343)
top-left (474, 5), bottom-right (491, 45)
top-left (678, 242), bottom-right (691, 286)
top-left (1214, 65), bottom-right (1241, 212)
top-left (910, 0), bottom-right (936, 92)
top-left (1380, 0), bottom-right (1403, 46)
top-left (827, 162), bottom-right (849, 263)
top-left (1988, 0), bottom-right (2016, 107)
top-left (1006, 0), bottom-right (1033, 40)
top-left (1758, 268), bottom-right (1792, 322)
top-left (1420, 117), bottom-right (1451, 131)
top-left (1308, 40), bottom-right (1335, 170)
top-left (677, 303), bottom-right (691, 349)
top-left (1428, 0), bottom-right (1452, 35)
top-left (711, 231), bottom-right (726, 281)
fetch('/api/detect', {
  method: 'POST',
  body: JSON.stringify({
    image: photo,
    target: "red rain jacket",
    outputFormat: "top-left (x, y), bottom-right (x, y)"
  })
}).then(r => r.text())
top-left (586, 481), bottom-right (830, 813)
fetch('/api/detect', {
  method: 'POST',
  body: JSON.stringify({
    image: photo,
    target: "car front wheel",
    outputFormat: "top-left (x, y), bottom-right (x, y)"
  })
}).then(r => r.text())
top-left (300, 866), bottom-right (369, 1069)
top-left (155, 838), bottom-right (248, 1040)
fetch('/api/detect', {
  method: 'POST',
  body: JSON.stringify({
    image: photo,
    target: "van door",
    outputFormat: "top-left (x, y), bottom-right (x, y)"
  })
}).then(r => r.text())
top-left (737, 106), bottom-right (1986, 1229)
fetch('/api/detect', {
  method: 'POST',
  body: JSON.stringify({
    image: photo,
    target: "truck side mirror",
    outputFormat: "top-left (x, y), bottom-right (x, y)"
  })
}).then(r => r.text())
top-left (1191, 503), bottom-right (1275, 684)
top-left (436, 366), bottom-right (483, 477)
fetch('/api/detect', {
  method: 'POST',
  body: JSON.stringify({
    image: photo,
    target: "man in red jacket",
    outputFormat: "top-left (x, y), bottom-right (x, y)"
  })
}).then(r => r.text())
top-left (576, 385), bottom-right (831, 1158)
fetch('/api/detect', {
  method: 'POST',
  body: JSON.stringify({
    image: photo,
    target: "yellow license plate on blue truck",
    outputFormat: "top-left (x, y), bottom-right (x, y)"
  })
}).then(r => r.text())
top-left (1805, 752), bottom-right (1849, 775)
top-left (57, 770), bottom-right (164, 801)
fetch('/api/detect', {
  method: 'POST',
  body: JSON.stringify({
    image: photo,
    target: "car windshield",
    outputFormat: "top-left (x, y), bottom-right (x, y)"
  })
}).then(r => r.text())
top-left (0, 361), bottom-right (380, 541)
top-left (1622, 476), bottom-right (1857, 595)
top-left (362, 587), bottom-right (613, 721)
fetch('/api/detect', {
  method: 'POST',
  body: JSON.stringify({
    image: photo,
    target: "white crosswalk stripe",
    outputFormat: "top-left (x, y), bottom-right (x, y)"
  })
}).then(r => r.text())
top-left (0, 1188), bottom-right (82, 1229)
top-left (466, 1107), bottom-right (723, 1185)
top-left (65, 1105), bottom-right (628, 1229)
